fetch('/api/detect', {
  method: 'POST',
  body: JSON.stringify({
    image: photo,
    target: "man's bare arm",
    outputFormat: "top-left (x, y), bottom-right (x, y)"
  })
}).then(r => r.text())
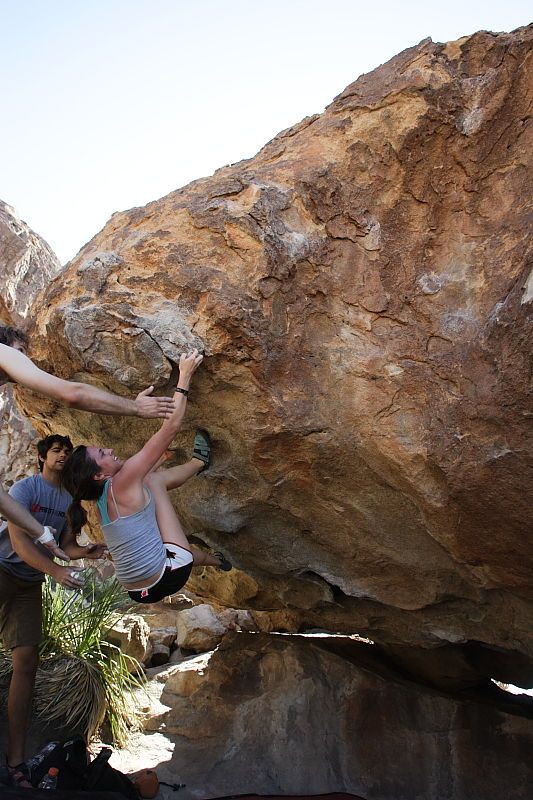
top-left (0, 488), bottom-right (70, 559)
top-left (8, 524), bottom-right (83, 588)
top-left (0, 488), bottom-right (46, 537)
top-left (0, 344), bottom-right (175, 418)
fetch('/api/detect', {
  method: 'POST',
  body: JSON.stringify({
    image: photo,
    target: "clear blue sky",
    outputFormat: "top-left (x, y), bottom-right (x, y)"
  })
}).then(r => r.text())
top-left (1, 0), bottom-right (530, 263)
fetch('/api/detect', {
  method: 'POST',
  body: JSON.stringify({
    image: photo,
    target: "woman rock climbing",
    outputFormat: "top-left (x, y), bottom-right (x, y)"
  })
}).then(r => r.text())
top-left (61, 349), bottom-right (231, 603)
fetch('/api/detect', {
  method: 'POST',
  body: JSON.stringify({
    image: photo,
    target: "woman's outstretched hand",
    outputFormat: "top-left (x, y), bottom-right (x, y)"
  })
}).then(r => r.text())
top-left (177, 349), bottom-right (203, 388)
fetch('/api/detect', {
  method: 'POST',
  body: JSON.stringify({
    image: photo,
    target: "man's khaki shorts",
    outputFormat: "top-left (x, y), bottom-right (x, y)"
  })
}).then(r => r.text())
top-left (0, 567), bottom-right (42, 649)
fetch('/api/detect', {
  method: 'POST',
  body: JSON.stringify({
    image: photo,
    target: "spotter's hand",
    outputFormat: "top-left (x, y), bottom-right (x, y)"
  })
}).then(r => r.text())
top-left (135, 386), bottom-right (176, 419)
top-left (43, 540), bottom-right (71, 562)
top-left (53, 564), bottom-right (84, 589)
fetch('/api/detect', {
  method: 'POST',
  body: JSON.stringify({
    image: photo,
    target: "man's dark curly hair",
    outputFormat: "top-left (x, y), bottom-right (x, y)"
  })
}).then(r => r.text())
top-left (0, 325), bottom-right (28, 348)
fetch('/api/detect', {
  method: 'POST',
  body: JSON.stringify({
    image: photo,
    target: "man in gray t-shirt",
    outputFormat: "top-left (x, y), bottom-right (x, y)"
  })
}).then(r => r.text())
top-left (0, 474), bottom-right (71, 581)
top-left (0, 434), bottom-right (106, 786)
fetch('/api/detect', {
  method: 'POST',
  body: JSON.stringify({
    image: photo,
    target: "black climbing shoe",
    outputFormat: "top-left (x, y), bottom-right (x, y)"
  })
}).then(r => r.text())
top-left (193, 429), bottom-right (211, 473)
top-left (214, 551), bottom-right (232, 571)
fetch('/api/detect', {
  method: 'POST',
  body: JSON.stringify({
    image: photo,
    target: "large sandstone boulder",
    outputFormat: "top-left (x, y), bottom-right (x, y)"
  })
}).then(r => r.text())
top-left (133, 632), bottom-right (533, 799)
top-left (16, 27), bottom-right (533, 687)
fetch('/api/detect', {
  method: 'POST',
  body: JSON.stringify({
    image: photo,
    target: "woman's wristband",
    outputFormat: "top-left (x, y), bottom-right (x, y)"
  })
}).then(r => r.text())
top-left (175, 387), bottom-right (189, 397)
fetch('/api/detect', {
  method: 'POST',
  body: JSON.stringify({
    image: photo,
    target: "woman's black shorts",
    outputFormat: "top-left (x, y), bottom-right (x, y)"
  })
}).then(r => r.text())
top-left (128, 545), bottom-right (193, 604)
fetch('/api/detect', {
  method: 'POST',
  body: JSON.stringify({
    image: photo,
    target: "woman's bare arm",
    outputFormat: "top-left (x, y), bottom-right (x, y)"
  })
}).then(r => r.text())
top-left (0, 344), bottom-right (175, 418)
top-left (113, 350), bottom-right (203, 493)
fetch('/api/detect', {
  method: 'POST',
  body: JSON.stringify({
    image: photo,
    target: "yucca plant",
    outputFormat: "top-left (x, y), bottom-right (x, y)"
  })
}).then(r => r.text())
top-left (1, 570), bottom-right (145, 745)
top-left (39, 569), bottom-right (146, 745)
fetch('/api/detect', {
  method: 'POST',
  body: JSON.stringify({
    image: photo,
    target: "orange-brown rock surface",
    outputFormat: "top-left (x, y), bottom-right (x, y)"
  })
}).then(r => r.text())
top-left (17, 28), bottom-right (533, 685)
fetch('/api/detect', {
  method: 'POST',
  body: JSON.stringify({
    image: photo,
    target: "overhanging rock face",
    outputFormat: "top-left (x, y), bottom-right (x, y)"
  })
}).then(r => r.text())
top-left (20, 28), bottom-right (533, 681)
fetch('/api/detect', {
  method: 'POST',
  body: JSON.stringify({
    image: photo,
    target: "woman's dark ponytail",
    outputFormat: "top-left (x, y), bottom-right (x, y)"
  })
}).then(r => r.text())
top-left (66, 498), bottom-right (88, 538)
top-left (61, 445), bottom-right (105, 536)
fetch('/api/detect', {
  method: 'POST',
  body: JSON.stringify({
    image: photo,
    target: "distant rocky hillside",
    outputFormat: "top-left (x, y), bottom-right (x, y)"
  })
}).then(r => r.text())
top-left (0, 385), bottom-right (37, 488)
top-left (0, 200), bottom-right (62, 324)
top-left (0, 201), bottom-right (59, 489)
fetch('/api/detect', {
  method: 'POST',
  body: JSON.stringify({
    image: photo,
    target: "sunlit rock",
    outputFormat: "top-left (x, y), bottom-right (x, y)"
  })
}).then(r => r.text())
top-left (106, 613), bottom-right (152, 667)
top-left (16, 26), bottom-right (533, 689)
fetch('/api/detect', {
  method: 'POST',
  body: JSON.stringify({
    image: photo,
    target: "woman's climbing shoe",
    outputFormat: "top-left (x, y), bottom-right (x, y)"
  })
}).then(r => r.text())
top-left (214, 551), bottom-right (232, 571)
top-left (192, 429), bottom-right (211, 473)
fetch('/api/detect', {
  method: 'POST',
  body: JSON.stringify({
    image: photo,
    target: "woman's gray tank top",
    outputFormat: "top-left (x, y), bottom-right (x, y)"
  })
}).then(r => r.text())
top-left (96, 480), bottom-right (166, 586)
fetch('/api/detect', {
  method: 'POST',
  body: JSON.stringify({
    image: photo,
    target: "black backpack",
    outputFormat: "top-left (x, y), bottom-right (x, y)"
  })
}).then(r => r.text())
top-left (83, 748), bottom-right (139, 799)
top-left (29, 736), bottom-right (139, 799)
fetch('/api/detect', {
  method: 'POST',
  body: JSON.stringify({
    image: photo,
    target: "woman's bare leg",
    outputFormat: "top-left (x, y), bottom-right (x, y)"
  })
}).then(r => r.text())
top-left (145, 473), bottom-right (220, 567)
top-left (189, 545), bottom-right (222, 566)
top-left (157, 458), bottom-right (204, 490)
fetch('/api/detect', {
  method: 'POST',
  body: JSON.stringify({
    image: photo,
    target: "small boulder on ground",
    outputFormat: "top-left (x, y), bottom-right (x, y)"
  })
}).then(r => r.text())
top-left (176, 604), bottom-right (228, 652)
top-left (149, 627), bottom-right (177, 649)
top-left (106, 613), bottom-right (152, 666)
